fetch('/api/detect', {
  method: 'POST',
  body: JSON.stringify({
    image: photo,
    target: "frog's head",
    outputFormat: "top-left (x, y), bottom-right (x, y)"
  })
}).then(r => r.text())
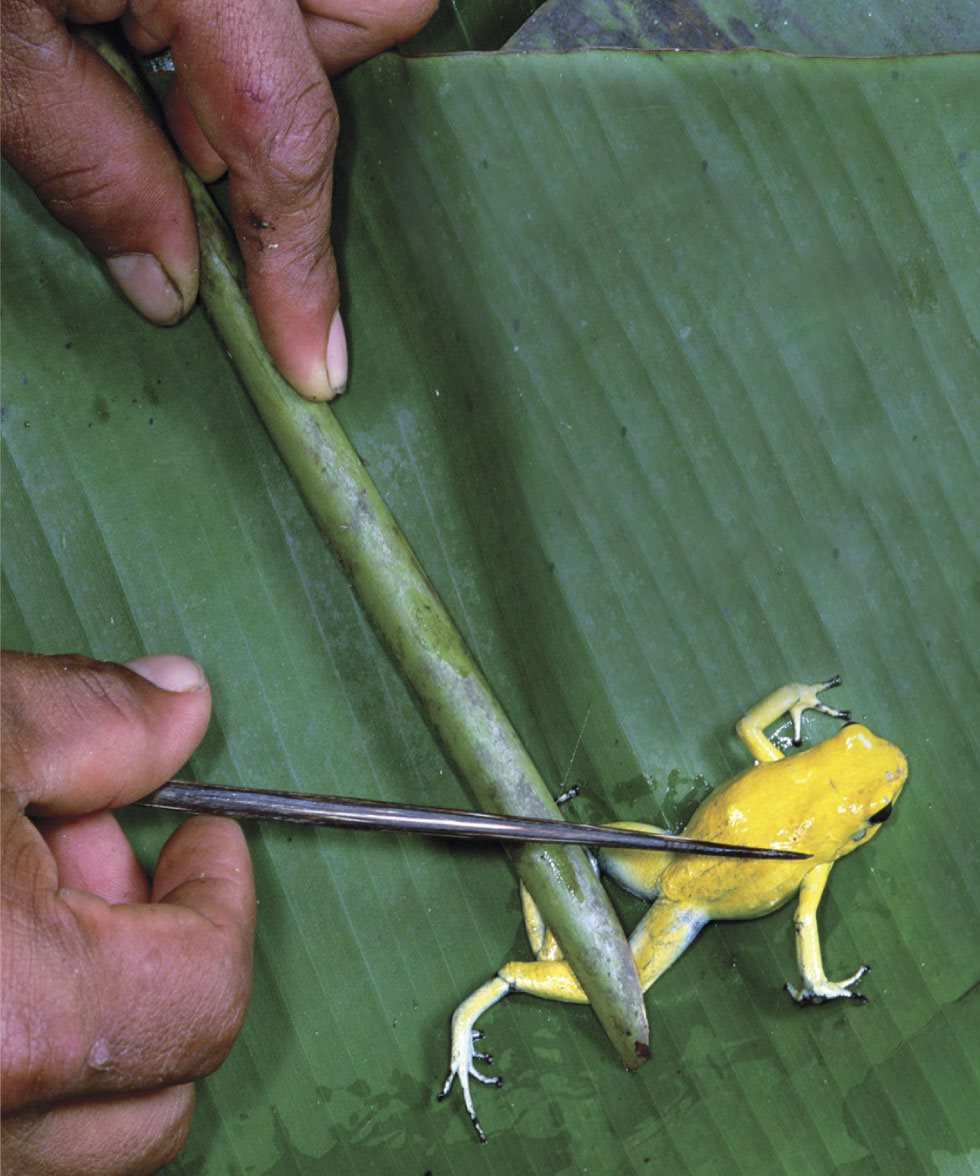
top-left (827, 722), bottom-right (908, 854)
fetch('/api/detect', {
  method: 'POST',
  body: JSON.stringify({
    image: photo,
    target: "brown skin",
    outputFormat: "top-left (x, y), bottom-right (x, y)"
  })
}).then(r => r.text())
top-left (0, 651), bottom-right (256, 1174)
top-left (0, 0), bottom-right (437, 400)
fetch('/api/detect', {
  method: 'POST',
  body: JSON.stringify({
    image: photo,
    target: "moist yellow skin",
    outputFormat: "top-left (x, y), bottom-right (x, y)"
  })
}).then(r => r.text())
top-left (439, 680), bottom-right (908, 1142)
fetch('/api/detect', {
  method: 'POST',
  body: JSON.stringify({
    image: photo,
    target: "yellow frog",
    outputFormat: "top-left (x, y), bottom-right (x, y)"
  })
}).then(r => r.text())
top-left (438, 679), bottom-right (908, 1141)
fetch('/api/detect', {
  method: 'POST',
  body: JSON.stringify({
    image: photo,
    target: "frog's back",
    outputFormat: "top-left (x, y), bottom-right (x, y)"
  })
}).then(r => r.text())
top-left (659, 726), bottom-right (906, 919)
top-left (657, 756), bottom-right (821, 918)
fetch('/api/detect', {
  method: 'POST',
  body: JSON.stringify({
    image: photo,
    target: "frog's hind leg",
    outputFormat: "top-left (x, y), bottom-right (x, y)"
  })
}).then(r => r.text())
top-left (438, 976), bottom-right (511, 1143)
top-left (598, 822), bottom-right (674, 901)
top-left (438, 903), bottom-right (707, 1144)
top-left (439, 844), bottom-right (591, 1141)
top-left (630, 899), bottom-right (709, 991)
top-left (439, 956), bottom-right (594, 1141)
top-left (520, 882), bottom-right (566, 962)
top-left (444, 780), bottom-right (585, 1138)
top-left (488, 900), bottom-right (706, 1029)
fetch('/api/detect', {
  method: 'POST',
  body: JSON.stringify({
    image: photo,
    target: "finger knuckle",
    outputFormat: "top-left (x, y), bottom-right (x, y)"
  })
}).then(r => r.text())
top-left (0, 26), bottom-right (102, 200)
top-left (229, 72), bottom-right (337, 189)
top-left (33, 161), bottom-right (127, 224)
top-left (61, 657), bottom-right (148, 733)
top-left (262, 79), bottom-right (338, 197)
top-left (0, 1), bottom-right (63, 73)
top-left (236, 99), bottom-right (338, 274)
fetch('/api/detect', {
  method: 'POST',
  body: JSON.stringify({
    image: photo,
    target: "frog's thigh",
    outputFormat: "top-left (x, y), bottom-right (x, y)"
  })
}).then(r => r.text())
top-left (599, 822), bottom-right (673, 901)
top-left (519, 883), bottom-right (564, 961)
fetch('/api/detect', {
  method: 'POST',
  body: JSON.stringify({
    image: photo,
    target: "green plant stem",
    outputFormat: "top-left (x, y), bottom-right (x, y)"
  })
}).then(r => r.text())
top-left (86, 29), bottom-right (649, 1069)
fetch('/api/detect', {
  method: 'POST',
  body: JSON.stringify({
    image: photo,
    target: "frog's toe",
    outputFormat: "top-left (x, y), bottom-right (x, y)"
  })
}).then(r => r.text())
top-left (468, 1030), bottom-right (503, 1082)
top-left (840, 963), bottom-right (871, 989)
top-left (438, 1029), bottom-right (502, 1143)
top-left (785, 964), bottom-right (871, 1005)
top-left (472, 1033), bottom-right (494, 1067)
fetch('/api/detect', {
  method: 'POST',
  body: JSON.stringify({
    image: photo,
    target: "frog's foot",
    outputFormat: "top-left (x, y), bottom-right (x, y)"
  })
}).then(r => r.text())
top-left (438, 1028), bottom-right (502, 1143)
top-left (438, 976), bottom-right (511, 1143)
top-left (789, 676), bottom-right (851, 746)
top-left (737, 678), bottom-right (852, 762)
top-left (785, 964), bottom-right (870, 1006)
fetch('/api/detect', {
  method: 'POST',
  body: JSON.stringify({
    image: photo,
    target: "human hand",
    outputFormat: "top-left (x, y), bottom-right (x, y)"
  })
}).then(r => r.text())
top-left (1, 651), bottom-right (256, 1175)
top-left (0, 0), bottom-right (435, 401)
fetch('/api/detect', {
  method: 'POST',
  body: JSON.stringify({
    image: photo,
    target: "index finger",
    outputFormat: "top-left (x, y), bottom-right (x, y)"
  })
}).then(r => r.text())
top-left (143, 0), bottom-right (345, 400)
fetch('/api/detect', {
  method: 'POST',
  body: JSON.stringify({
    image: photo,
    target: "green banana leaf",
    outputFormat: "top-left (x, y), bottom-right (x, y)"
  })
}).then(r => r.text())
top-left (2, 40), bottom-right (979, 1176)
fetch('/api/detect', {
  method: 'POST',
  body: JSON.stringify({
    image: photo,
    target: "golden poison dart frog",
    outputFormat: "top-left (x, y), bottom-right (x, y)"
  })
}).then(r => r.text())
top-left (439, 679), bottom-right (908, 1141)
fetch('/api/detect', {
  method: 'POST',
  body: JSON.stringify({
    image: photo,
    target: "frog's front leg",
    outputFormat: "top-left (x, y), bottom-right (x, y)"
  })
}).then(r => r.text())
top-left (736, 677), bottom-right (850, 762)
top-left (785, 862), bottom-right (870, 1004)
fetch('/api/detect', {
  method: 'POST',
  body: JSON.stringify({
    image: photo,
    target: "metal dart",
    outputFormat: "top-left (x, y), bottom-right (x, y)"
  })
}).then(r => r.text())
top-left (140, 780), bottom-right (809, 860)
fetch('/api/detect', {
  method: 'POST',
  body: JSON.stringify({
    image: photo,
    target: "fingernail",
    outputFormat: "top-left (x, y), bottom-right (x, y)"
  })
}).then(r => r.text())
top-left (326, 309), bottom-right (348, 397)
top-left (125, 654), bottom-right (207, 693)
top-left (106, 254), bottom-right (187, 325)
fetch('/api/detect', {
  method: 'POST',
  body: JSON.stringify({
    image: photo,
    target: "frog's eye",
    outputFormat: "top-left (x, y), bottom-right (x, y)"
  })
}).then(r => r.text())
top-left (868, 802), bottom-right (893, 824)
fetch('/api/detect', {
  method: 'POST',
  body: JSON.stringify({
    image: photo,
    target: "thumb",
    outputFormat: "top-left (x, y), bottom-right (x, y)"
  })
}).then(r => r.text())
top-left (0, 651), bottom-right (211, 815)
